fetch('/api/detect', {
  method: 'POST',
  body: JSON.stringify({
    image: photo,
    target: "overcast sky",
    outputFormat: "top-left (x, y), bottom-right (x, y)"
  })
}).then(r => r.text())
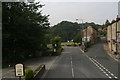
top-left (36, 0), bottom-right (119, 26)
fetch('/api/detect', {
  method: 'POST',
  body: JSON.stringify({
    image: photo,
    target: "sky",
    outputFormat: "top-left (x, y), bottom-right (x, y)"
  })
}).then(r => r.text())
top-left (0, 0), bottom-right (119, 26)
top-left (39, 2), bottom-right (118, 26)
top-left (1, 0), bottom-right (119, 26)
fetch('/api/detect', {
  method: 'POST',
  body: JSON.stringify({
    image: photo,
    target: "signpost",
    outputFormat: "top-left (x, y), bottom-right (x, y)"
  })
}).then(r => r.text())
top-left (15, 64), bottom-right (24, 80)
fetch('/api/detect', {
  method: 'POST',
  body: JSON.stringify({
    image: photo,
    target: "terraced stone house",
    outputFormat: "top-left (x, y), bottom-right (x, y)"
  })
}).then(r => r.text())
top-left (82, 26), bottom-right (98, 45)
top-left (107, 19), bottom-right (120, 54)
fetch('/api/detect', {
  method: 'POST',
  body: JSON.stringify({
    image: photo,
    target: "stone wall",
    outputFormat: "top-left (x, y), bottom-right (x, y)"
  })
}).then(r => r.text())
top-left (107, 25), bottom-right (112, 52)
top-left (107, 20), bottom-right (120, 54)
top-left (117, 20), bottom-right (120, 53)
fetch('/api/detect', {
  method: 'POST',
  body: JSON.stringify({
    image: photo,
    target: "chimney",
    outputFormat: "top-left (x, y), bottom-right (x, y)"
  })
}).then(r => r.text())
top-left (116, 15), bottom-right (119, 21)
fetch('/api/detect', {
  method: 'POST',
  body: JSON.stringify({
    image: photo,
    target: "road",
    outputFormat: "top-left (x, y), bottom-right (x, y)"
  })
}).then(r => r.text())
top-left (42, 40), bottom-right (119, 79)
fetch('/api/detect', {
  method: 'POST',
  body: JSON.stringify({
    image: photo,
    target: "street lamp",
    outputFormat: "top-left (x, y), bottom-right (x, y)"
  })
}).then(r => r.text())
top-left (76, 19), bottom-right (85, 50)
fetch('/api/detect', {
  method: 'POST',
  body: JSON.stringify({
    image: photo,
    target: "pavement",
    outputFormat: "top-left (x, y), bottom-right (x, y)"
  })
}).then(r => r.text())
top-left (1, 56), bottom-right (58, 79)
top-left (41, 40), bottom-right (119, 79)
top-left (103, 43), bottom-right (120, 63)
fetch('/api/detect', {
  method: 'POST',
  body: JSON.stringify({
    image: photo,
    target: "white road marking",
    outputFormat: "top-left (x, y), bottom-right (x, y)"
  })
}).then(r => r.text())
top-left (91, 58), bottom-right (118, 79)
top-left (101, 65), bottom-right (104, 68)
top-left (105, 74), bottom-right (109, 76)
top-left (103, 67), bottom-right (106, 70)
top-left (71, 68), bottom-right (74, 78)
top-left (99, 67), bottom-right (102, 70)
top-left (110, 73), bottom-right (114, 76)
top-left (79, 49), bottom-right (85, 53)
top-left (100, 64), bottom-right (102, 67)
top-left (70, 56), bottom-right (74, 78)
top-left (103, 71), bottom-right (106, 74)
top-left (114, 76), bottom-right (118, 79)
top-left (79, 48), bottom-right (118, 79)
top-left (108, 71), bottom-right (111, 74)
top-left (108, 76), bottom-right (112, 78)
top-left (71, 61), bottom-right (72, 64)
top-left (105, 69), bottom-right (109, 72)
top-left (101, 69), bottom-right (104, 72)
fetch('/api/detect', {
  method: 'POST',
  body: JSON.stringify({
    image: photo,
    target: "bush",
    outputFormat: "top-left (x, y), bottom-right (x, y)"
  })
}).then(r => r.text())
top-left (42, 48), bottom-right (54, 56)
top-left (25, 68), bottom-right (34, 80)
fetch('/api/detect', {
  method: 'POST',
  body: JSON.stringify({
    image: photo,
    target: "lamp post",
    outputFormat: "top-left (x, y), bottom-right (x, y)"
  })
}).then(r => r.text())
top-left (76, 18), bottom-right (84, 50)
top-left (86, 23), bottom-right (87, 51)
top-left (116, 16), bottom-right (119, 54)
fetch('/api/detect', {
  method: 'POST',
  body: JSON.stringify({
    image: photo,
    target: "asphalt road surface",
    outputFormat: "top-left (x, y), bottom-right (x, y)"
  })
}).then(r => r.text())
top-left (42, 40), bottom-right (119, 79)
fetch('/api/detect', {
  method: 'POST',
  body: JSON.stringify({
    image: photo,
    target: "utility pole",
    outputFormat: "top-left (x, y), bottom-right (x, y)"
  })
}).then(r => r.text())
top-left (86, 25), bottom-right (87, 50)
top-left (76, 19), bottom-right (84, 50)
top-left (111, 25), bottom-right (112, 54)
top-left (116, 15), bottom-right (119, 54)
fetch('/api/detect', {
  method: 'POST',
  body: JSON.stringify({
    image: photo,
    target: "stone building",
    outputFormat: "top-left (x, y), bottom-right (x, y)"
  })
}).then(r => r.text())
top-left (82, 26), bottom-right (98, 45)
top-left (107, 19), bottom-right (120, 54)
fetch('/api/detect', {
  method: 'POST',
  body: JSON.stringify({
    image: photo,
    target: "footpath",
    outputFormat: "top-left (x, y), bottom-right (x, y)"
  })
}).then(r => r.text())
top-left (1, 56), bottom-right (58, 78)
top-left (104, 43), bottom-right (120, 63)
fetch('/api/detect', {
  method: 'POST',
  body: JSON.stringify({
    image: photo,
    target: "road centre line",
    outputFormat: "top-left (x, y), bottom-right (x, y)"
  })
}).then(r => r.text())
top-left (72, 68), bottom-right (74, 78)
top-left (71, 61), bottom-right (72, 64)
top-left (70, 56), bottom-right (74, 78)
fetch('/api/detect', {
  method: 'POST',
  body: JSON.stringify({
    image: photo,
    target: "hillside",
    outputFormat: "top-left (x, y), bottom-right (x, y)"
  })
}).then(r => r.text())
top-left (50, 21), bottom-right (102, 42)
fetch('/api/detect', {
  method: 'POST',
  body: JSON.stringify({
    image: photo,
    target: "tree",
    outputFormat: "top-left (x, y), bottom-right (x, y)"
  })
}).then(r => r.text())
top-left (100, 20), bottom-right (110, 36)
top-left (73, 31), bottom-right (82, 43)
top-left (105, 20), bottom-right (110, 27)
top-left (51, 21), bottom-right (102, 42)
top-left (2, 2), bottom-right (50, 65)
top-left (51, 21), bottom-right (81, 42)
top-left (111, 19), bottom-right (116, 24)
top-left (50, 36), bottom-right (62, 55)
top-left (51, 36), bottom-right (61, 49)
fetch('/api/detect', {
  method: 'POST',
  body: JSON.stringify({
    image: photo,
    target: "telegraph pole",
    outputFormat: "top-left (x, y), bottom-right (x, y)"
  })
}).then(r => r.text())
top-left (76, 19), bottom-right (84, 50)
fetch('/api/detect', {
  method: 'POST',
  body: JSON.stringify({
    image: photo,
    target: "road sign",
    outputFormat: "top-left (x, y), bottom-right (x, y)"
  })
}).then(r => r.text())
top-left (55, 44), bottom-right (57, 47)
top-left (54, 49), bottom-right (56, 52)
top-left (15, 64), bottom-right (24, 77)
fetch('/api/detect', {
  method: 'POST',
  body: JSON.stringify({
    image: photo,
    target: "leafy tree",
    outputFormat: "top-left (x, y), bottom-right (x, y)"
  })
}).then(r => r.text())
top-left (111, 19), bottom-right (116, 24)
top-left (51, 36), bottom-right (61, 49)
top-left (50, 36), bottom-right (62, 55)
top-left (51, 21), bottom-right (81, 42)
top-left (51, 21), bottom-right (102, 42)
top-left (73, 31), bottom-right (82, 43)
top-left (100, 20), bottom-right (110, 36)
top-left (105, 19), bottom-right (110, 27)
top-left (2, 2), bottom-right (50, 65)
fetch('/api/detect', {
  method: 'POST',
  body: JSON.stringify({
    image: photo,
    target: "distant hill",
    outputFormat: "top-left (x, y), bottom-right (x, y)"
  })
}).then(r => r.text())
top-left (50, 21), bottom-right (102, 42)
